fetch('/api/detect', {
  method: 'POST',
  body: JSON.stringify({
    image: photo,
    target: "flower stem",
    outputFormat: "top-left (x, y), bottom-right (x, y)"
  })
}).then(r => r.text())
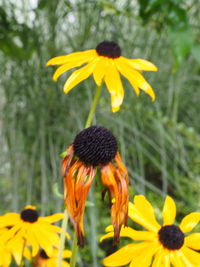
top-left (57, 208), bottom-right (68, 267)
top-left (69, 85), bottom-right (102, 267)
top-left (85, 85), bottom-right (102, 128)
top-left (69, 232), bottom-right (78, 267)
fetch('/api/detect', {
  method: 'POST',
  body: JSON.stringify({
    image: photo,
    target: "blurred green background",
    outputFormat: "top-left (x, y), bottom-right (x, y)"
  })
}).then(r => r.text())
top-left (0, 0), bottom-right (200, 266)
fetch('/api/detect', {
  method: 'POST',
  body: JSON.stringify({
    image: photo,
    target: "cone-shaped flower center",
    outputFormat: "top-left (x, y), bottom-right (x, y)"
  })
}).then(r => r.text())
top-left (96, 41), bottom-right (121, 58)
top-left (20, 208), bottom-right (39, 223)
top-left (73, 126), bottom-right (118, 166)
top-left (158, 225), bottom-right (184, 250)
top-left (40, 249), bottom-right (49, 259)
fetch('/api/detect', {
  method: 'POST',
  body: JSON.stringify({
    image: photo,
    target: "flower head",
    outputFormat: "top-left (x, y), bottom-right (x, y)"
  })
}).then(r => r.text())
top-left (0, 205), bottom-right (67, 258)
top-left (62, 126), bottom-right (129, 247)
top-left (101, 195), bottom-right (200, 266)
top-left (34, 248), bottom-right (71, 267)
top-left (46, 41), bottom-right (158, 112)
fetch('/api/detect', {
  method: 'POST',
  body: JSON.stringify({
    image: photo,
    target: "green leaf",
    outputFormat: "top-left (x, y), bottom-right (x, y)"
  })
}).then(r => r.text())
top-left (191, 44), bottom-right (200, 64)
top-left (169, 27), bottom-right (194, 70)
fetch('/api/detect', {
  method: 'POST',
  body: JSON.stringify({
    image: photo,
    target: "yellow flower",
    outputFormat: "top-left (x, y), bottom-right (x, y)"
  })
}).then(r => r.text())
top-left (0, 205), bottom-right (68, 259)
top-left (46, 41), bottom-right (158, 112)
top-left (0, 228), bottom-right (31, 266)
top-left (34, 248), bottom-right (71, 267)
top-left (101, 195), bottom-right (200, 267)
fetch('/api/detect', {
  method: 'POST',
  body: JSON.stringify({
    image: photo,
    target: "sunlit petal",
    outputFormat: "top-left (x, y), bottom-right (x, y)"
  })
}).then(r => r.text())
top-left (93, 57), bottom-right (107, 85)
top-left (63, 60), bottom-right (97, 94)
top-left (126, 58), bottom-right (158, 71)
top-left (129, 242), bottom-right (159, 267)
top-left (179, 212), bottom-right (200, 233)
top-left (116, 57), bottom-right (156, 100)
top-left (46, 50), bottom-right (96, 66)
top-left (185, 233), bottom-right (200, 250)
top-left (128, 195), bottom-right (160, 232)
top-left (181, 246), bottom-right (200, 266)
top-left (103, 242), bottom-right (152, 267)
top-left (162, 196), bottom-right (176, 225)
top-left (101, 225), bottom-right (156, 242)
top-left (104, 59), bottom-right (124, 112)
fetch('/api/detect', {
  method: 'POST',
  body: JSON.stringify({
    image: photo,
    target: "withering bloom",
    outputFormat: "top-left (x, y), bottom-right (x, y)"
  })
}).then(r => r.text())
top-left (47, 41), bottom-right (157, 112)
top-left (101, 195), bottom-right (200, 267)
top-left (62, 126), bottom-right (129, 247)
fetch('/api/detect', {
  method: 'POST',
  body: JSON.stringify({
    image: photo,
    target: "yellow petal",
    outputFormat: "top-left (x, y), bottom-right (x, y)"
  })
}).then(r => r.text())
top-left (100, 225), bottom-right (156, 242)
top-left (31, 224), bottom-right (54, 256)
top-left (39, 213), bottom-right (64, 223)
top-left (126, 58), bottom-right (158, 71)
top-left (162, 196), bottom-right (176, 225)
top-left (116, 57), bottom-right (156, 100)
top-left (0, 213), bottom-right (20, 227)
top-left (104, 59), bottom-right (124, 112)
top-left (170, 251), bottom-right (185, 267)
top-left (93, 57), bottom-right (107, 85)
top-left (181, 246), bottom-right (200, 266)
top-left (129, 242), bottom-right (159, 267)
top-left (152, 249), bottom-right (165, 267)
top-left (116, 57), bottom-right (140, 96)
top-left (103, 242), bottom-right (151, 267)
top-left (26, 229), bottom-right (39, 256)
top-left (179, 212), bottom-right (200, 233)
top-left (129, 195), bottom-right (160, 232)
top-left (52, 60), bottom-right (90, 81)
top-left (62, 250), bottom-right (72, 258)
top-left (46, 50), bottom-right (96, 66)
top-left (185, 233), bottom-right (200, 250)
top-left (63, 60), bottom-right (97, 94)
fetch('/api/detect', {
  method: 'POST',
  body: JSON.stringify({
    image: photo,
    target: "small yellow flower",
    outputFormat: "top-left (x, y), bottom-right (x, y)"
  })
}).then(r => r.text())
top-left (46, 41), bottom-right (158, 112)
top-left (34, 248), bottom-right (71, 267)
top-left (0, 228), bottom-right (31, 266)
top-left (0, 206), bottom-right (68, 259)
top-left (101, 195), bottom-right (200, 267)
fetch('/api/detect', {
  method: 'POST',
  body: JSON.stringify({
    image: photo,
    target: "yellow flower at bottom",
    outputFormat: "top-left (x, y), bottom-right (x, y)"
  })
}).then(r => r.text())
top-left (0, 228), bottom-right (31, 266)
top-left (34, 248), bottom-right (71, 267)
top-left (46, 41), bottom-right (158, 112)
top-left (0, 206), bottom-right (68, 259)
top-left (101, 195), bottom-right (200, 267)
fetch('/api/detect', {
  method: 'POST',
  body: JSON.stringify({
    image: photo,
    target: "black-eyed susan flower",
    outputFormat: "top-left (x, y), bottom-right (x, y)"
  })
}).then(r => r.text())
top-left (0, 205), bottom-right (68, 259)
top-left (46, 41), bottom-right (158, 112)
top-left (0, 228), bottom-right (31, 266)
top-left (101, 195), bottom-right (200, 267)
top-left (62, 125), bottom-right (129, 247)
top-left (34, 248), bottom-right (71, 267)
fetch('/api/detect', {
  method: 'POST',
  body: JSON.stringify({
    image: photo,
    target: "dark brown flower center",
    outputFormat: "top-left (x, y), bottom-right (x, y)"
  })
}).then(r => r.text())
top-left (40, 249), bottom-right (49, 259)
top-left (96, 41), bottom-right (121, 58)
top-left (158, 225), bottom-right (184, 250)
top-left (73, 126), bottom-right (118, 166)
top-left (20, 209), bottom-right (39, 223)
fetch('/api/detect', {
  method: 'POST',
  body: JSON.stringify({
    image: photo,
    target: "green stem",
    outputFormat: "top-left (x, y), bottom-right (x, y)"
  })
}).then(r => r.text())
top-left (84, 85), bottom-right (102, 128)
top-left (69, 232), bottom-right (78, 267)
top-left (57, 208), bottom-right (68, 267)
top-left (69, 85), bottom-right (102, 267)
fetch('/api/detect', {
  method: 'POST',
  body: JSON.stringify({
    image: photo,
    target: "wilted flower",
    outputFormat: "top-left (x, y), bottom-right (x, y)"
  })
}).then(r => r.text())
top-left (62, 126), bottom-right (129, 247)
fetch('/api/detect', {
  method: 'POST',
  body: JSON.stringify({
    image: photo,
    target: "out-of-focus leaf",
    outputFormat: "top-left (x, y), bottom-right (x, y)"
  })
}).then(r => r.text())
top-left (169, 28), bottom-right (194, 70)
top-left (191, 44), bottom-right (200, 64)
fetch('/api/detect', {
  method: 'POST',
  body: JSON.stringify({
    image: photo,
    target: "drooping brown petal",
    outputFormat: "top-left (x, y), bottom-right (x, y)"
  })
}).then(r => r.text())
top-left (62, 145), bottom-right (74, 177)
top-left (101, 154), bottom-right (129, 244)
top-left (63, 160), bottom-right (96, 247)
